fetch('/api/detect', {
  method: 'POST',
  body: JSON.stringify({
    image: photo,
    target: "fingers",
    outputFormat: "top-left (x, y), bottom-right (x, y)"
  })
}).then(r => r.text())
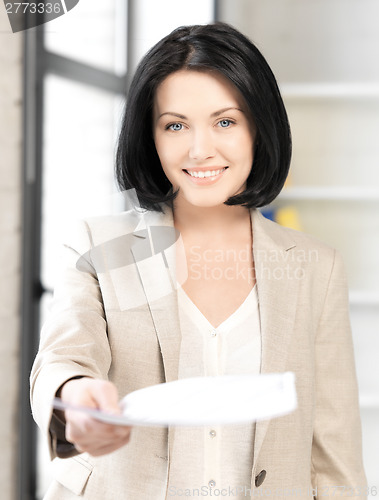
top-left (71, 426), bottom-right (132, 457)
top-left (91, 380), bottom-right (121, 415)
top-left (65, 411), bottom-right (130, 444)
top-left (66, 417), bottom-right (132, 456)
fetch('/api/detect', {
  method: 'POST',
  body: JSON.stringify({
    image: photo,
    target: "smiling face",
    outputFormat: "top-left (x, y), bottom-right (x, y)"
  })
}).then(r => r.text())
top-left (152, 69), bottom-right (256, 209)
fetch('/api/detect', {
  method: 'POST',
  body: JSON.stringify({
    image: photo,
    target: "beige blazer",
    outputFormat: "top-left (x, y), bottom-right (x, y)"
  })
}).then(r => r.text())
top-left (30, 205), bottom-right (367, 499)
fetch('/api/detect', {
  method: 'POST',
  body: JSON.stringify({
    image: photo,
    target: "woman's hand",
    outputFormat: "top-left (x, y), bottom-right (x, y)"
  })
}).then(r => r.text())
top-left (59, 377), bottom-right (132, 457)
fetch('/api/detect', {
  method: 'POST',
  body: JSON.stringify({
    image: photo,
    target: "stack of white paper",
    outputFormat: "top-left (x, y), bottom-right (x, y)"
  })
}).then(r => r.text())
top-left (53, 372), bottom-right (297, 427)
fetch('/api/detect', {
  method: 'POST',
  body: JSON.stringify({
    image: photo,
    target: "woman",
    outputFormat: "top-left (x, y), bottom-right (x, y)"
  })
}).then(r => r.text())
top-left (30, 23), bottom-right (367, 499)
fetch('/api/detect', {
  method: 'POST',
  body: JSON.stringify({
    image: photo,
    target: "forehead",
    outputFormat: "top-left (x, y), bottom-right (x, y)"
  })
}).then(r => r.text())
top-left (154, 69), bottom-right (247, 111)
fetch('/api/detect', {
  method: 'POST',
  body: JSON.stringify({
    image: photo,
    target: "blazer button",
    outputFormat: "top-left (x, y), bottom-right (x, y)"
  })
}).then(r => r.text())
top-left (255, 470), bottom-right (267, 487)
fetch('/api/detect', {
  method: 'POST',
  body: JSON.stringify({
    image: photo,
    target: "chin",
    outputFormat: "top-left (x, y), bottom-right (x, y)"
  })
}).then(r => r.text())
top-left (182, 192), bottom-right (231, 209)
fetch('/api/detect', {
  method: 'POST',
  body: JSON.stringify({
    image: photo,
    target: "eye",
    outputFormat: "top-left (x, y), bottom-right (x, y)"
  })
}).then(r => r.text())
top-left (218, 119), bottom-right (234, 128)
top-left (167, 123), bottom-right (183, 131)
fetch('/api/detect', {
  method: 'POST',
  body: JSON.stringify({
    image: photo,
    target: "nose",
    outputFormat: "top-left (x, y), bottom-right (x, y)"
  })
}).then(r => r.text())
top-left (188, 129), bottom-right (216, 161)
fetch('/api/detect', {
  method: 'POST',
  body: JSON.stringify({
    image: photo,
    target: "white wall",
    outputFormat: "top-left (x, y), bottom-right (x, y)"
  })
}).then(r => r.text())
top-left (128, 0), bottom-right (214, 74)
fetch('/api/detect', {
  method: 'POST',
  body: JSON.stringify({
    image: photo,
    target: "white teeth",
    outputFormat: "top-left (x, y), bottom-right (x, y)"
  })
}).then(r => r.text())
top-left (187, 168), bottom-right (226, 178)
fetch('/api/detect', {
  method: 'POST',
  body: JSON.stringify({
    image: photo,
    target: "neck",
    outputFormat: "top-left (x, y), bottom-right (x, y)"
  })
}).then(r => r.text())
top-left (172, 197), bottom-right (252, 240)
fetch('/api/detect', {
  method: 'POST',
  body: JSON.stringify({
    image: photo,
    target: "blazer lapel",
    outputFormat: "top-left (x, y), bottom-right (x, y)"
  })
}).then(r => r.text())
top-left (130, 205), bottom-right (184, 383)
top-left (250, 208), bottom-right (299, 470)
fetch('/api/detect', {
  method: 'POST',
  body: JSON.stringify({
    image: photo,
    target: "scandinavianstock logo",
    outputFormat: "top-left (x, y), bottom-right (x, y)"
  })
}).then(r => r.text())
top-left (4, 0), bottom-right (80, 33)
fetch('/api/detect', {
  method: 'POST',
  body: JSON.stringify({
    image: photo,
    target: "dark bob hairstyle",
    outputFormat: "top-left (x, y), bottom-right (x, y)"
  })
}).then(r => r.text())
top-left (116, 22), bottom-right (291, 213)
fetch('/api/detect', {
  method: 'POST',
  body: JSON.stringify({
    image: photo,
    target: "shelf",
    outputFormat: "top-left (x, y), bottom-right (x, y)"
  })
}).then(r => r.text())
top-left (359, 394), bottom-right (379, 409)
top-left (349, 291), bottom-right (379, 306)
top-left (278, 186), bottom-right (379, 201)
top-left (280, 82), bottom-right (379, 100)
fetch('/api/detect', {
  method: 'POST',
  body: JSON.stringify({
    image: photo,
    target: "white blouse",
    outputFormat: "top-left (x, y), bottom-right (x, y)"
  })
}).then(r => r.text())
top-left (167, 284), bottom-right (262, 498)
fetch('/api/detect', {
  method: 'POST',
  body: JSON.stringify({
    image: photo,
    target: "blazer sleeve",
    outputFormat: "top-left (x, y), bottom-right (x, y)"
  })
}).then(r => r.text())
top-left (311, 249), bottom-right (368, 498)
top-left (30, 219), bottom-right (112, 460)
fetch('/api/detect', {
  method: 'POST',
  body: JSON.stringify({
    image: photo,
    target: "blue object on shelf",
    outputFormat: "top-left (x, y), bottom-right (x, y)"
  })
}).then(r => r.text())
top-left (260, 208), bottom-right (276, 222)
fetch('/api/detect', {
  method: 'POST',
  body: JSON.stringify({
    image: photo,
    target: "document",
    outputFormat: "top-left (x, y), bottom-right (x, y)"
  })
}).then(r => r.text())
top-left (53, 371), bottom-right (297, 427)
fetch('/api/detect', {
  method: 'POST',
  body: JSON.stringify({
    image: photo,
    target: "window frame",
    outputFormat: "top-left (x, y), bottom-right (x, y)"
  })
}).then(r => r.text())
top-left (19, 4), bottom-right (128, 498)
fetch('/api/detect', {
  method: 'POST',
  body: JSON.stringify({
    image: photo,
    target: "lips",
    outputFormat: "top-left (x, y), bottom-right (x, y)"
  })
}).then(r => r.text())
top-left (182, 166), bottom-right (228, 185)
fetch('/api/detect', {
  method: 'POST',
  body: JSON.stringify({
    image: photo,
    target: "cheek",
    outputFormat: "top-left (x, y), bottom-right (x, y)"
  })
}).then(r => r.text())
top-left (156, 136), bottom-right (186, 168)
top-left (154, 139), bottom-right (182, 186)
top-left (154, 138), bottom-right (169, 170)
top-left (241, 131), bottom-right (255, 160)
top-left (222, 132), bottom-right (254, 164)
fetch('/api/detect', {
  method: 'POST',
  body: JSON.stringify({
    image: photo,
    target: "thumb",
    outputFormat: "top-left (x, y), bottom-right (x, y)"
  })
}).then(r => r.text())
top-left (89, 380), bottom-right (121, 415)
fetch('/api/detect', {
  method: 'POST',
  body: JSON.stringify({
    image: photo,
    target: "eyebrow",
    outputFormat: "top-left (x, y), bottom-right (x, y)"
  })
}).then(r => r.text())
top-left (157, 107), bottom-right (244, 121)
